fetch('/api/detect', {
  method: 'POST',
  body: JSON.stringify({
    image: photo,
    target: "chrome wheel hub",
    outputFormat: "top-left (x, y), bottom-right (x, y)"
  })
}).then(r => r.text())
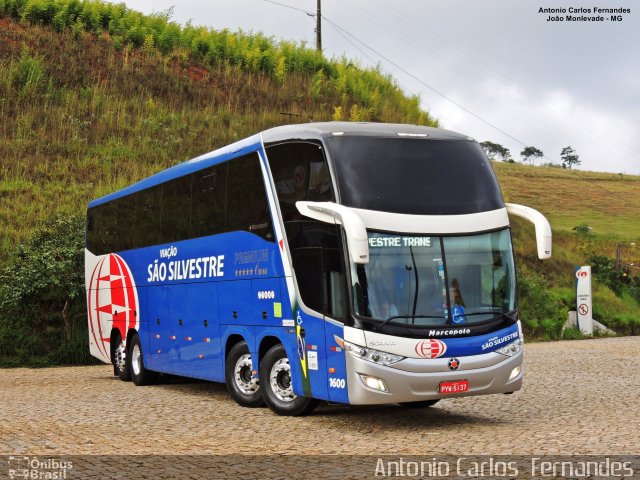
top-left (234, 354), bottom-right (259, 395)
top-left (131, 344), bottom-right (142, 376)
top-left (270, 358), bottom-right (296, 402)
top-left (115, 341), bottom-right (126, 372)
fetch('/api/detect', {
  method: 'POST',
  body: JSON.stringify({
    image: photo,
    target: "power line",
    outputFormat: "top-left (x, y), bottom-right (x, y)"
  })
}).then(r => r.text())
top-left (323, 19), bottom-right (377, 64)
top-left (363, 0), bottom-right (640, 162)
top-left (263, 0), bottom-right (539, 155)
top-left (321, 16), bottom-right (539, 155)
top-left (261, 0), bottom-right (636, 168)
top-left (262, 0), bottom-right (314, 16)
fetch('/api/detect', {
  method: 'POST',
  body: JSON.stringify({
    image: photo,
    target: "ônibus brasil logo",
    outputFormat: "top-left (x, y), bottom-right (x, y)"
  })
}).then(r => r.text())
top-left (87, 254), bottom-right (139, 361)
top-left (414, 339), bottom-right (447, 359)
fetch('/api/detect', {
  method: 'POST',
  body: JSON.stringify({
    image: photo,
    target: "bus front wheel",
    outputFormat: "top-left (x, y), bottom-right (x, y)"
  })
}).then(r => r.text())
top-left (225, 341), bottom-right (264, 408)
top-left (129, 333), bottom-right (157, 386)
top-left (259, 344), bottom-right (318, 416)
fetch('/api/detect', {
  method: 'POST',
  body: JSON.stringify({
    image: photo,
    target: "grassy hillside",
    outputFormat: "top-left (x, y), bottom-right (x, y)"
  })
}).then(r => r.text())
top-left (0, 2), bottom-right (435, 258)
top-left (0, 3), bottom-right (637, 365)
top-left (494, 162), bottom-right (640, 335)
top-left (496, 162), bottom-right (640, 242)
top-left (495, 162), bottom-right (640, 281)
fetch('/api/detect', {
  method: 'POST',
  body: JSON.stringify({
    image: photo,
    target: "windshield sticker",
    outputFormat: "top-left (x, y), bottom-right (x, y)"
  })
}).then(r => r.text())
top-left (368, 237), bottom-right (432, 248)
top-left (307, 351), bottom-right (318, 371)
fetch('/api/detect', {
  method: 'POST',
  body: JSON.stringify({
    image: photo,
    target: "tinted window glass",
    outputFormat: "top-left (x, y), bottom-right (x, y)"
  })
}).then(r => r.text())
top-left (99, 202), bottom-right (118, 253)
top-left (137, 186), bottom-right (162, 247)
top-left (161, 175), bottom-right (192, 244)
top-left (286, 222), bottom-right (345, 319)
top-left (326, 137), bottom-right (504, 215)
top-left (87, 204), bottom-right (108, 254)
top-left (87, 151), bottom-right (274, 254)
top-left (191, 164), bottom-right (227, 238)
top-left (227, 153), bottom-right (273, 241)
top-left (267, 141), bottom-right (335, 222)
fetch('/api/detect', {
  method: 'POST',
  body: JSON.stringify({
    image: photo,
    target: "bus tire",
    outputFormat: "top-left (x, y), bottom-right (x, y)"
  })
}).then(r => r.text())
top-left (113, 332), bottom-right (131, 382)
top-left (259, 344), bottom-right (318, 416)
top-left (398, 400), bottom-right (440, 408)
top-left (225, 341), bottom-right (264, 408)
top-left (129, 333), bottom-right (157, 386)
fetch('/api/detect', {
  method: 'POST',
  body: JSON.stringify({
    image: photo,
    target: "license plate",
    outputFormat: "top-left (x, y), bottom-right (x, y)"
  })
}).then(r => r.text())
top-left (439, 380), bottom-right (469, 394)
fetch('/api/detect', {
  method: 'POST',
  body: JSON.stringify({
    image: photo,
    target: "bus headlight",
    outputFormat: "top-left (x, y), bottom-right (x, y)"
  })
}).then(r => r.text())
top-left (495, 338), bottom-right (524, 357)
top-left (343, 340), bottom-right (404, 366)
top-left (359, 374), bottom-right (388, 392)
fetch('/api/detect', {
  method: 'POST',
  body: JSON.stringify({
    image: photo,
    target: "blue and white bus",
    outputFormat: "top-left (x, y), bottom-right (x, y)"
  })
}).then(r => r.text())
top-left (85, 122), bottom-right (551, 416)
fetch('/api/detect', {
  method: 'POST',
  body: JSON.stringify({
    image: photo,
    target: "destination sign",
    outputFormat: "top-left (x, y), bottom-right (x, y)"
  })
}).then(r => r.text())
top-left (368, 237), bottom-right (432, 248)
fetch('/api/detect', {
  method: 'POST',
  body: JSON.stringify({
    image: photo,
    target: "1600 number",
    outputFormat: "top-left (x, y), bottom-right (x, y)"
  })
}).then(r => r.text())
top-left (329, 378), bottom-right (346, 389)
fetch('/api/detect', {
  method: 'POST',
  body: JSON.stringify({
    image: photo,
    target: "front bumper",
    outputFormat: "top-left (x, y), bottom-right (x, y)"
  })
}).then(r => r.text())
top-left (345, 350), bottom-right (523, 405)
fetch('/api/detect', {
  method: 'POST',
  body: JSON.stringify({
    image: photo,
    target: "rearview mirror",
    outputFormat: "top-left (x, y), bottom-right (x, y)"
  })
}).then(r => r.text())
top-left (506, 203), bottom-right (552, 259)
top-left (296, 201), bottom-right (369, 264)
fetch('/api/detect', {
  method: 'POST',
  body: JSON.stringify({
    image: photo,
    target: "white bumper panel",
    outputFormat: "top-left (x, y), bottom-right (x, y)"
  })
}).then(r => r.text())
top-left (346, 350), bottom-right (523, 405)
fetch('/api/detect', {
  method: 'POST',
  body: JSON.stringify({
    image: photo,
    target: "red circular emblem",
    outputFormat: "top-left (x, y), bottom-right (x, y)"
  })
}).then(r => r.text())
top-left (87, 254), bottom-right (139, 362)
top-left (414, 339), bottom-right (447, 359)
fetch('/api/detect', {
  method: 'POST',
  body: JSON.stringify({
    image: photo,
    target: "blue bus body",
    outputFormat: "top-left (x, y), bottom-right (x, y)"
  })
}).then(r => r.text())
top-left (86, 123), bottom-right (550, 415)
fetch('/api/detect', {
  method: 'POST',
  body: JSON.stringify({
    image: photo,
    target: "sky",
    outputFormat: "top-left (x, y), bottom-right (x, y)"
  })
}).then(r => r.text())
top-left (116, 0), bottom-right (639, 175)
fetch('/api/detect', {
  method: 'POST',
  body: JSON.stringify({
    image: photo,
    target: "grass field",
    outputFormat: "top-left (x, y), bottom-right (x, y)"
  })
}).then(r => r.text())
top-left (495, 162), bottom-right (640, 243)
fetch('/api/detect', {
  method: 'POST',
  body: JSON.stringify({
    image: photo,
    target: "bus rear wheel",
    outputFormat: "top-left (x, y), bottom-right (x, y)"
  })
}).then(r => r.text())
top-left (259, 344), bottom-right (318, 416)
top-left (225, 341), bottom-right (264, 408)
top-left (129, 333), bottom-right (157, 386)
top-left (113, 332), bottom-right (131, 382)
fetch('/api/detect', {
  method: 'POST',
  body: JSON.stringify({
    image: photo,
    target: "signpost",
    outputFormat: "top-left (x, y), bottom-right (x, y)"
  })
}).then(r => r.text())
top-left (575, 266), bottom-right (593, 334)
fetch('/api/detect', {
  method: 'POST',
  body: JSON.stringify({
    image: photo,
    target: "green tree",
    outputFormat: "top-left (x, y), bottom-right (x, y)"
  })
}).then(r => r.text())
top-left (561, 146), bottom-right (581, 169)
top-left (480, 141), bottom-right (511, 162)
top-left (520, 146), bottom-right (543, 165)
top-left (0, 215), bottom-right (85, 341)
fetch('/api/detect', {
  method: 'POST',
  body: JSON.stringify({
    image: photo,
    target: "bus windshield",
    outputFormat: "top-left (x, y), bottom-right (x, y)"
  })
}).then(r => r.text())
top-left (326, 136), bottom-right (503, 215)
top-left (351, 229), bottom-right (516, 328)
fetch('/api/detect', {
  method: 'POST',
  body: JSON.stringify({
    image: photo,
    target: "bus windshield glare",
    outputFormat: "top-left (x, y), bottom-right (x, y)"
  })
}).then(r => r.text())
top-left (351, 229), bottom-right (516, 328)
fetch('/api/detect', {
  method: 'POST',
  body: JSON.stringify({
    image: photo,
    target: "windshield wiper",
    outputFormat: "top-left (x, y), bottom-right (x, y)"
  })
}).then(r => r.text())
top-left (373, 315), bottom-right (444, 332)
top-left (460, 310), bottom-right (518, 322)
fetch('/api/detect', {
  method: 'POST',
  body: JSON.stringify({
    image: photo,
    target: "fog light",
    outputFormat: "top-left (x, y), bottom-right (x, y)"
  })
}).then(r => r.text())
top-left (360, 374), bottom-right (388, 392)
top-left (509, 366), bottom-right (521, 381)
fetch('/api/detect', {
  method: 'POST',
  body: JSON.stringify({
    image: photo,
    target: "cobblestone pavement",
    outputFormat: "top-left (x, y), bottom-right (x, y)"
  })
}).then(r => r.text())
top-left (1, 337), bottom-right (639, 456)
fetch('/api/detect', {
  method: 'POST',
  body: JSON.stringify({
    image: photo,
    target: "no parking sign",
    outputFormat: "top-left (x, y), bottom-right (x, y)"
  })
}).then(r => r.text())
top-left (575, 266), bottom-right (593, 334)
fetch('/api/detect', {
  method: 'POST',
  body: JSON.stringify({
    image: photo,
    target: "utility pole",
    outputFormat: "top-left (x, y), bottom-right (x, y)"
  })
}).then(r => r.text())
top-left (315, 0), bottom-right (322, 52)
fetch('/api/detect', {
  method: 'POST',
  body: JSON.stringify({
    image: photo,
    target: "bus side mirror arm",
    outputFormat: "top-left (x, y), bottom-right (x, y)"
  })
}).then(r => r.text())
top-left (505, 203), bottom-right (552, 259)
top-left (296, 201), bottom-right (370, 264)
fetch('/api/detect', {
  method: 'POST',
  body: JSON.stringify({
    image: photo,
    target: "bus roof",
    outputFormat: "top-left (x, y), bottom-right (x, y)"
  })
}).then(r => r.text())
top-left (88, 122), bottom-right (472, 208)
top-left (261, 122), bottom-right (470, 143)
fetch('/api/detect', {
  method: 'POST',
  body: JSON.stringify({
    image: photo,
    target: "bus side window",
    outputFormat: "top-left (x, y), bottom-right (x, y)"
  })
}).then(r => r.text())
top-left (287, 222), bottom-right (345, 320)
top-left (100, 202), bottom-right (118, 254)
top-left (117, 194), bottom-right (136, 251)
top-left (161, 175), bottom-right (192, 244)
top-left (191, 164), bottom-right (227, 238)
top-left (86, 209), bottom-right (99, 254)
top-left (137, 186), bottom-right (162, 248)
top-left (226, 153), bottom-right (274, 241)
top-left (266, 141), bottom-right (335, 221)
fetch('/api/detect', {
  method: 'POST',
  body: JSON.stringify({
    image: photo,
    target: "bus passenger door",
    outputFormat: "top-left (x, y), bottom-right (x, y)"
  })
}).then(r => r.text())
top-left (286, 223), bottom-right (347, 403)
